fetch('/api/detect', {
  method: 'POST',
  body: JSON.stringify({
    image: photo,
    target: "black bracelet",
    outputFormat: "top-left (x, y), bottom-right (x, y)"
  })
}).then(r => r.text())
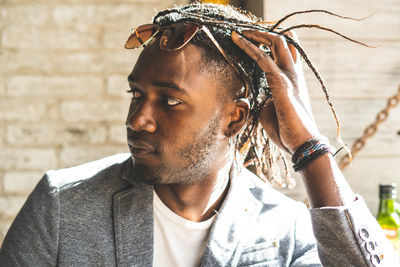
top-left (291, 137), bottom-right (320, 164)
top-left (292, 136), bottom-right (334, 172)
top-left (293, 147), bottom-right (330, 172)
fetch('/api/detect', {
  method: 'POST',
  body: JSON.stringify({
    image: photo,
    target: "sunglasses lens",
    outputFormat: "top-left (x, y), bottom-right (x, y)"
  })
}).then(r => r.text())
top-left (161, 24), bottom-right (199, 50)
top-left (125, 24), bottom-right (158, 49)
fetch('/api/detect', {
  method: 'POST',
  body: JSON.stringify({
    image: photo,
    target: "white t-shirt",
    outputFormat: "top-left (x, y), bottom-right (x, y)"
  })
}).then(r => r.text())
top-left (153, 191), bottom-right (216, 267)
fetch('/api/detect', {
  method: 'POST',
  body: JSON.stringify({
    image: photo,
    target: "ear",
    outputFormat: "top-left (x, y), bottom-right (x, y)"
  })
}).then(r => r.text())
top-left (225, 98), bottom-right (250, 137)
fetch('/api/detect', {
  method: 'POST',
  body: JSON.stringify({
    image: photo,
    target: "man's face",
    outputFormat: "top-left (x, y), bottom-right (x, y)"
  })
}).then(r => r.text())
top-left (126, 41), bottom-right (232, 185)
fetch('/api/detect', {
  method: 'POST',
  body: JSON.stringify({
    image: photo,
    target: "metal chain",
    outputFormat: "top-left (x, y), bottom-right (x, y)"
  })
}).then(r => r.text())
top-left (338, 85), bottom-right (400, 170)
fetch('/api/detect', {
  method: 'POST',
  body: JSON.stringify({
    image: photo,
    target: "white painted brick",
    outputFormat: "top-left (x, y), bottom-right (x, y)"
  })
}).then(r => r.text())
top-left (309, 42), bottom-right (400, 76)
top-left (321, 134), bottom-right (400, 158)
top-left (51, 5), bottom-right (95, 32)
top-left (311, 99), bottom-right (400, 138)
top-left (2, 27), bottom-right (100, 50)
top-left (0, 148), bottom-right (57, 171)
top-left (0, 7), bottom-right (6, 28)
top-left (101, 50), bottom-right (139, 75)
top-left (265, 0), bottom-right (400, 41)
top-left (0, 50), bottom-right (49, 75)
top-left (52, 4), bottom-right (153, 31)
top-left (0, 99), bottom-right (59, 122)
top-left (312, 100), bottom-right (400, 160)
top-left (3, 171), bottom-right (43, 194)
top-left (300, 40), bottom-right (400, 100)
top-left (61, 100), bottom-right (130, 122)
top-left (265, 0), bottom-right (379, 21)
top-left (0, 196), bottom-right (27, 219)
top-left (63, 124), bottom-right (108, 144)
top-left (307, 72), bottom-right (400, 100)
top-left (59, 145), bottom-right (129, 167)
top-left (47, 52), bottom-right (103, 74)
top-left (8, 76), bottom-right (103, 97)
top-left (107, 75), bottom-right (131, 97)
top-left (43, 0), bottom-right (185, 3)
top-left (0, 171), bottom-right (3, 192)
top-left (359, 136), bottom-right (400, 156)
top-left (3, 4), bottom-right (51, 27)
top-left (0, 50), bottom-right (103, 75)
top-left (109, 124), bottom-right (127, 144)
top-left (0, 126), bottom-right (5, 145)
top-left (6, 123), bottom-right (107, 145)
top-left (103, 29), bottom-right (131, 50)
top-left (51, 1), bottom-right (187, 28)
top-left (0, 79), bottom-right (5, 95)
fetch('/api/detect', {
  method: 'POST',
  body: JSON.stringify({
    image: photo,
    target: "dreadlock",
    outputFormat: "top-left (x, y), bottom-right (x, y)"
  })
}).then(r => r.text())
top-left (152, 2), bottom-right (368, 188)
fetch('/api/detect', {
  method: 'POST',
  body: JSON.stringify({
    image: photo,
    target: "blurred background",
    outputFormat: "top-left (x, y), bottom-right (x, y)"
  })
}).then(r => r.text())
top-left (0, 0), bottom-right (399, 243)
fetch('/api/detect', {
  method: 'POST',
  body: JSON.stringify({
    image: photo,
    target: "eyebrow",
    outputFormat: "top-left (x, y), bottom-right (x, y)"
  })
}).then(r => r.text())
top-left (128, 75), bottom-right (188, 95)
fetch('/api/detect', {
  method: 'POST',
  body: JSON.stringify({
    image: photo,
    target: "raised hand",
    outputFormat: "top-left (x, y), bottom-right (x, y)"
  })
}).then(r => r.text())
top-left (231, 30), bottom-right (319, 154)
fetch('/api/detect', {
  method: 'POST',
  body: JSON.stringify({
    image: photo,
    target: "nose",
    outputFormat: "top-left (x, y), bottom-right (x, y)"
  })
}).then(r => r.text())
top-left (126, 100), bottom-right (157, 133)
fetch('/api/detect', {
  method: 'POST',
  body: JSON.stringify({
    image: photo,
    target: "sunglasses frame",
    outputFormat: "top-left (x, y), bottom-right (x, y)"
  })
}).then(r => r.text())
top-left (126, 22), bottom-right (249, 98)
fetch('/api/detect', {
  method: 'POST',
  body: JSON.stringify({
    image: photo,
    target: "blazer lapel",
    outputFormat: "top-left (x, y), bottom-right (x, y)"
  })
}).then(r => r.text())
top-left (113, 159), bottom-right (154, 267)
top-left (201, 169), bottom-right (263, 267)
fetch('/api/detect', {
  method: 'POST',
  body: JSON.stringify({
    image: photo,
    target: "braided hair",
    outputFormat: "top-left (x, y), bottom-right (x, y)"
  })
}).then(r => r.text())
top-left (152, 3), bottom-right (366, 187)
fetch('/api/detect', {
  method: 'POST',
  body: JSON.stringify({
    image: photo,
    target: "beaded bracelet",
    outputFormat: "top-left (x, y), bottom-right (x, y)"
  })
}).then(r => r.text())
top-left (292, 137), bottom-right (334, 172)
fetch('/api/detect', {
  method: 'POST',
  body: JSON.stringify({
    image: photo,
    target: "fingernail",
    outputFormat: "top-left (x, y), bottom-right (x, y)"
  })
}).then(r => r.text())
top-left (232, 31), bottom-right (241, 38)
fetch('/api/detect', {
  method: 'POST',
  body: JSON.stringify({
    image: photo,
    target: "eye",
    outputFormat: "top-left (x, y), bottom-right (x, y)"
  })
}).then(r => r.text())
top-left (165, 96), bottom-right (182, 106)
top-left (126, 89), bottom-right (143, 99)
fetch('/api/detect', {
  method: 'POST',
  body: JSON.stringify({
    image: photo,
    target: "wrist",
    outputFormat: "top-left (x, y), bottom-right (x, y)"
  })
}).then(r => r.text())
top-left (291, 136), bottom-right (334, 172)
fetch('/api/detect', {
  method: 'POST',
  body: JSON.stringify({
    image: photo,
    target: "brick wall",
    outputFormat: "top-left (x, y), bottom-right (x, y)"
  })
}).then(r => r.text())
top-left (1, 0), bottom-right (400, 245)
top-left (0, 0), bottom-right (187, 243)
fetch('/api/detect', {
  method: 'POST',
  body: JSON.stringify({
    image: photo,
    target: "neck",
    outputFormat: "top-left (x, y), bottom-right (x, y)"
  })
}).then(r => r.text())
top-left (154, 161), bottom-right (232, 222)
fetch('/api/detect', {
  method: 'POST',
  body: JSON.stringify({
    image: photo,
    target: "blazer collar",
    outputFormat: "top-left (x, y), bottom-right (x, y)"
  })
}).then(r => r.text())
top-left (115, 158), bottom-right (276, 267)
top-left (114, 157), bottom-right (154, 267)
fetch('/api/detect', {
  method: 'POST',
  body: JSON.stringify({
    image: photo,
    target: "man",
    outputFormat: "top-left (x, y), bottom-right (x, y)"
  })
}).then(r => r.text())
top-left (0, 3), bottom-right (398, 266)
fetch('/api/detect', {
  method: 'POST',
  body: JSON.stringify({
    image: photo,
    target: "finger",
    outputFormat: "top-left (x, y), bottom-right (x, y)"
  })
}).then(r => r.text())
top-left (232, 31), bottom-right (293, 97)
top-left (282, 31), bottom-right (299, 64)
top-left (232, 31), bottom-right (292, 112)
top-left (241, 30), bottom-right (295, 71)
top-left (280, 31), bottom-right (313, 115)
top-left (231, 31), bottom-right (281, 77)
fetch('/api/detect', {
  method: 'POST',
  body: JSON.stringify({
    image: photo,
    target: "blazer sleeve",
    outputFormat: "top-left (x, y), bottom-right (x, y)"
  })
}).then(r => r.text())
top-left (310, 196), bottom-right (399, 267)
top-left (0, 174), bottom-right (60, 266)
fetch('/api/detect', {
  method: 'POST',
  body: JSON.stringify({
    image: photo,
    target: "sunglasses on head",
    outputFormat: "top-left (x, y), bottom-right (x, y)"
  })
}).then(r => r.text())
top-left (125, 22), bottom-right (249, 98)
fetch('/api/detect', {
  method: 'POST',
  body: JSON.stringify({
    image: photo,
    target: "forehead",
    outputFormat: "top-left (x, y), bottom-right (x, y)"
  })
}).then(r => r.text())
top-left (129, 41), bottom-right (222, 97)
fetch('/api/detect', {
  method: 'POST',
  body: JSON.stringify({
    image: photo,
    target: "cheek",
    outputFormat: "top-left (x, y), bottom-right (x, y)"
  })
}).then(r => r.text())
top-left (156, 103), bottom-right (222, 150)
top-left (159, 118), bottom-right (195, 144)
top-left (157, 113), bottom-right (208, 152)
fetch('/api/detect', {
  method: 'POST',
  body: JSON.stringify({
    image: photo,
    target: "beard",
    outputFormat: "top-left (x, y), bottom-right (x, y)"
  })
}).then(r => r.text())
top-left (133, 115), bottom-right (222, 185)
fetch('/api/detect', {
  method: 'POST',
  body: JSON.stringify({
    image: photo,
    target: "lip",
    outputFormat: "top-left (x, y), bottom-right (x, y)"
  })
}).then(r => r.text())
top-left (127, 139), bottom-right (157, 157)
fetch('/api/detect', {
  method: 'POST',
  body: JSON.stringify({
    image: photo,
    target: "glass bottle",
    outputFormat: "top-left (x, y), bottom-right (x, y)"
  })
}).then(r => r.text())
top-left (395, 200), bottom-right (400, 218)
top-left (377, 184), bottom-right (400, 254)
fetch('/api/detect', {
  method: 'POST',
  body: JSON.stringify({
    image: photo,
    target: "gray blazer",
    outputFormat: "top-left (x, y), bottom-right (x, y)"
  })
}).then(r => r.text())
top-left (0, 154), bottom-right (398, 266)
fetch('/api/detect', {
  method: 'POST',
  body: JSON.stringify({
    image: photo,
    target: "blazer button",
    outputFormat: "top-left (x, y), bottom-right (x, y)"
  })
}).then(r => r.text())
top-left (370, 254), bottom-right (381, 266)
top-left (358, 227), bottom-right (370, 241)
top-left (365, 241), bottom-right (376, 254)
